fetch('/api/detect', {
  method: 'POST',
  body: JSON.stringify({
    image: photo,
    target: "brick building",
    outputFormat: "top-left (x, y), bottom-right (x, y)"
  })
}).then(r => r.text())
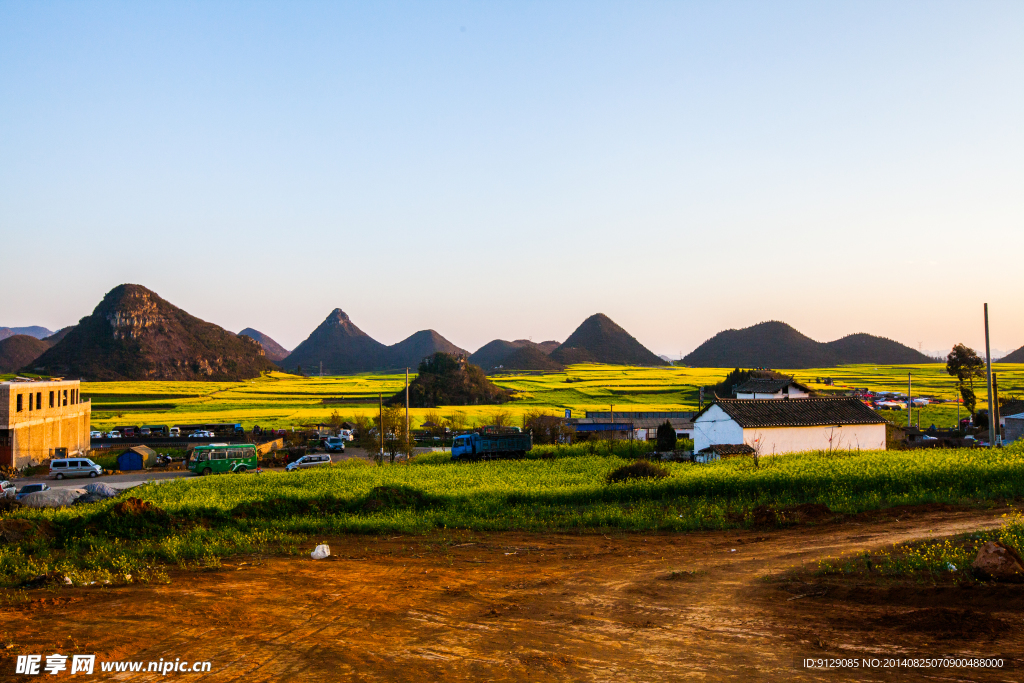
top-left (0, 379), bottom-right (91, 468)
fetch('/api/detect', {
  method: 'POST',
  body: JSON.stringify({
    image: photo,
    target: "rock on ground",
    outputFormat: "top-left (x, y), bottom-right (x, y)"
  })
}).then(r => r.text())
top-left (83, 482), bottom-right (119, 498)
top-left (972, 541), bottom-right (1024, 582)
top-left (20, 488), bottom-right (86, 508)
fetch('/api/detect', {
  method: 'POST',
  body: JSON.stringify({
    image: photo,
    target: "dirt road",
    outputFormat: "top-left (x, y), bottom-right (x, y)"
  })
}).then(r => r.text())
top-left (2, 507), bottom-right (1020, 682)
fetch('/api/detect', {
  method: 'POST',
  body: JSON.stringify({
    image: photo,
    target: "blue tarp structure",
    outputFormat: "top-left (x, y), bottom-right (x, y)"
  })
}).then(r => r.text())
top-left (116, 445), bottom-right (156, 471)
top-left (116, 451), bottom-right (143, 471)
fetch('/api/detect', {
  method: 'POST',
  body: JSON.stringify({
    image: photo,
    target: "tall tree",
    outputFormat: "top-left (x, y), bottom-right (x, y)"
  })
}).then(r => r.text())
top-left (656, 420), bottom-right (677, 452)
top-left (946, 344), bottom-right (985, 416)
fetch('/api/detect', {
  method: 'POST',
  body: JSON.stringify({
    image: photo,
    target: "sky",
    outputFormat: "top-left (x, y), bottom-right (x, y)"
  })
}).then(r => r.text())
top-left (1, 1), bottom-right (1022, 358)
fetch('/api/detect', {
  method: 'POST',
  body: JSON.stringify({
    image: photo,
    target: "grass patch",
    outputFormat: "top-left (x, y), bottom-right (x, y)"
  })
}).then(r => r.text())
top-left (2, 441), bottom-right (1024, 586)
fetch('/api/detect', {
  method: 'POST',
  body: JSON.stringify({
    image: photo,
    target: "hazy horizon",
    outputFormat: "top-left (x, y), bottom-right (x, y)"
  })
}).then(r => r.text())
top-left (2, 2), bottom-right (1022, 357)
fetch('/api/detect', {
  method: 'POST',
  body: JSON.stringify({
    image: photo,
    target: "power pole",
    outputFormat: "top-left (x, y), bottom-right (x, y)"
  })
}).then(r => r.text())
top-left (379, 392), bottom-right (384, 459)
top-left (909, 374), bottom-right (917, 432)
top-left (405, 367), bottom-right (410, 460)
top-left (984, 303), bottom-right (995, 449)
top-left (993, 373), bottom-right (1002, 446)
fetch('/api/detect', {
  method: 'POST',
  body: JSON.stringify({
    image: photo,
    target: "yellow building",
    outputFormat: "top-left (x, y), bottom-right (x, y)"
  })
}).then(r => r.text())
top-left (0, 379), bottom-right (91, 468)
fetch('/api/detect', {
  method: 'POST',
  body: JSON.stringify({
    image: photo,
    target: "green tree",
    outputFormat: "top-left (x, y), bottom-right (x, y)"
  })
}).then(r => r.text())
top-left (655, 420), bottom-right (677, 452)
top-left (946, 343), bottom-right (985, 416)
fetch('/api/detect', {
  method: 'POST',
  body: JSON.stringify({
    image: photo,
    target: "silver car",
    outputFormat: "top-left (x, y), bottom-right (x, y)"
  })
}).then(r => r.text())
top-left (0, 480), bottom-right (15, 499)
top-left (50, 458), bottom-right (103, 480)
top-left (285, 454), bottom-right (333, 471)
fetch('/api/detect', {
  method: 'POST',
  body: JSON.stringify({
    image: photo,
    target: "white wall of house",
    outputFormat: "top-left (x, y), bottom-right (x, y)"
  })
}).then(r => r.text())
top-left (735, 386), bottom-right (810, 400)
top-left (693, 405), bottom-right (745, 452)
top-left (741, 423), bottom-right (885, 455)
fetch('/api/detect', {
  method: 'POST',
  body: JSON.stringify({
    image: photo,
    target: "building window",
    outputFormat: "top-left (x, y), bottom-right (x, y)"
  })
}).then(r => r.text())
top-left (16, 395), bottom-right (23, 412)
top-left (36, 393), bottom-right (42, 410)
top-left (49, 391), bottom-right (55, 408)
top-left (63, 390), bottom-right (68, 406)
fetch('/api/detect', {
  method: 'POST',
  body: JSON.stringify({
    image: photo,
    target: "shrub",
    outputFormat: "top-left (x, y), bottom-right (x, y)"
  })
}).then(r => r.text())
top-left (606, 461), bottom-right (670, 484)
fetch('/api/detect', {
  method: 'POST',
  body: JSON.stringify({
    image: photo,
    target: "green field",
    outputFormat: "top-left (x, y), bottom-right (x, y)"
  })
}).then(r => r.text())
top-left (79, 363), bottom-right (1024, 430)
top-left (2, 440), bottom-right (1023, 587)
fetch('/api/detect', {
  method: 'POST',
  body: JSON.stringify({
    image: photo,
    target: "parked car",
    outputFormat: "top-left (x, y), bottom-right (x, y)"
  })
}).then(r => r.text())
top-left (324, 437), bottom-right (346, 453)
top-left (49, 458), bottom-right (103, 480)
top-left (339, 429), bottom-right (354, 442)
top-left (90, 431), bottom-right (103, 439)
top-left (0, 480), bottom-right (16, 499)
top-left (16, 483), bottom-right (50, 501)
top-left (106, 431), bottom-right (122, 439)
top-left (189, 430), bottom-right (214, 438)
top-left (140, 428), bottom-right (151, 436)
top-left (285, 454), bottom-right (333, 472)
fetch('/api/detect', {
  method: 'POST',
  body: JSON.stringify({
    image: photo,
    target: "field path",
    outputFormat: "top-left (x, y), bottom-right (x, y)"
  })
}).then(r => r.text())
top-left (2, 507), bottom-right (1021, 682)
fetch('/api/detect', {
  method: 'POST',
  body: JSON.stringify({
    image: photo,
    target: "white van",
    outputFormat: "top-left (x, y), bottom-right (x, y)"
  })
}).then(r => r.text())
top-left (49, 458), bottom-right (103, 480)
top-left (170, 427), bottom-right (181, 437)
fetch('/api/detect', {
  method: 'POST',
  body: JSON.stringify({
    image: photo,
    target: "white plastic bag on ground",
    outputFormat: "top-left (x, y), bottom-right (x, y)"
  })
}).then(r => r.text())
top-left (311, 544), bottom-right (331, 560)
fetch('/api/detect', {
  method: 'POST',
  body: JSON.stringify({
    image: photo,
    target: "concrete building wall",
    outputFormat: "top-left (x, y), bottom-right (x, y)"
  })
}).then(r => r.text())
top-left (693, 405), bottom-right (745, 452)
top-left (740, 423), bottom-right (886, 455)
top-left (1006, 415), bottom-right (1024, 444)
top-left (0, 381), bottom-right (91, 468)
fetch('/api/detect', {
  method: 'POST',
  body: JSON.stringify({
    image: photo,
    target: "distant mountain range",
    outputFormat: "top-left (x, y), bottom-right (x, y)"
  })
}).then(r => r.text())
top-left (682, 321), bottom-right (934, 369)
top-left (26, 284), bottom-right (276, 380)
top-left (1001, 345), bottom-right (1024, 363)
top-left (10, 283), bottom-right (973, 380)
top-left (280, 309), bottom-right (469, 374)
top-left (0, 327), bottom-right (77, 374)
top-left (469, 339), bottom-right (563, 373)
top-left (238, 328), bottom-right (290, 362)
top-left (0, 326), bottom-right (54, 342)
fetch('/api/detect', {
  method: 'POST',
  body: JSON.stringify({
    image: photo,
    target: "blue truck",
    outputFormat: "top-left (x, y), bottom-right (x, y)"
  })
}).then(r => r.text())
top-left (451, 428), bottom-right (532, 461)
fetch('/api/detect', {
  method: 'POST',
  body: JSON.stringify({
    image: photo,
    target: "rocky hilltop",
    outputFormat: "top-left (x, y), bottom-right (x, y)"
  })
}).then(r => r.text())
top-left (27, 284), bottom-right (276, 380)
top-left (549, 314), bottom-right (667, 366)
top-left (238, 328), bottom-right (290, 362)
top-left (281, 309), bottom-right (390, 374)
top-left (391, 352), bottom-right (511, 407)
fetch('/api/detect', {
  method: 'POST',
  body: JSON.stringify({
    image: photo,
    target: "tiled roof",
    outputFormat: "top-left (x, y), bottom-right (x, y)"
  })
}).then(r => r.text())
top-left (698, 444), bottom-right (755, 456)
top-left (732, 377), bottom-right (811, 395)
top-left (699, 397), bottom-right (886, 428)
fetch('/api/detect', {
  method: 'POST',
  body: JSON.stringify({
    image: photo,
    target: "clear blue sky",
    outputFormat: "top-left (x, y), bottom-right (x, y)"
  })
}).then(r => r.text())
top-left (2, 1), bottom-right (1022, 357)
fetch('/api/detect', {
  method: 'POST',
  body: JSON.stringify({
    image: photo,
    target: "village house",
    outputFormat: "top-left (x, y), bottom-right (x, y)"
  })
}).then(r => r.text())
top-left (693, 397), bottom-right (886, 455)
top-left (732, 377), bottom-right (812, 400)
top-left (570, 411), bottom-right (694, 442)
top-left (0, 378), bottom-right (91, 469)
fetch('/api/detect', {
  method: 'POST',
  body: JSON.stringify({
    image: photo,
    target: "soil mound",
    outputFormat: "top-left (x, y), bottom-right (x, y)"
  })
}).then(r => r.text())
top-left (0, 518), bottom-right (54, 543)
top-left (606, 461), bottom-right (670, 484)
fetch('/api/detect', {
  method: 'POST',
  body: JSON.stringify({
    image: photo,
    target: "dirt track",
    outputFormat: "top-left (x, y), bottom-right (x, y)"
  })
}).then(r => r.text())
top-left (2, 507), bottom-right (1022, 682)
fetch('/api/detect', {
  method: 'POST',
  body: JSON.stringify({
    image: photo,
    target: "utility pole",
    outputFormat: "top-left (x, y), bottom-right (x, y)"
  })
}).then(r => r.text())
top-left (984, 303), bottom-right (995, 449)
top-left (320, 361), bottom-right (323, 377)
top-left (993, 373), bottom-right (1002, 447)
top-left (405, 367), bottom-right (410, 460)
top-left (907, 372), bottom-right (911, 430)
top-left (379, 392), bottom-right (384, 459)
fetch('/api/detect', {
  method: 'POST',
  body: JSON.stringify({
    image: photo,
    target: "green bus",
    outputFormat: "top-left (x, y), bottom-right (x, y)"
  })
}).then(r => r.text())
top-left (188, 444), bottom-right (258, 476)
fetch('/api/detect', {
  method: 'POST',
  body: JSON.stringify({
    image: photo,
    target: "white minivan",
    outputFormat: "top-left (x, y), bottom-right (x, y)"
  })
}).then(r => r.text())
top-left (50, 458), bottom-right (103, 480)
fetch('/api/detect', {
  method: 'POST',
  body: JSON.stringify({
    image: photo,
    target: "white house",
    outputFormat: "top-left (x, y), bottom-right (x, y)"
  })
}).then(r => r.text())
top-left (693, 397), bottom-right (886, 455)
top-left (732, 377), bottom-right (812, 400)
